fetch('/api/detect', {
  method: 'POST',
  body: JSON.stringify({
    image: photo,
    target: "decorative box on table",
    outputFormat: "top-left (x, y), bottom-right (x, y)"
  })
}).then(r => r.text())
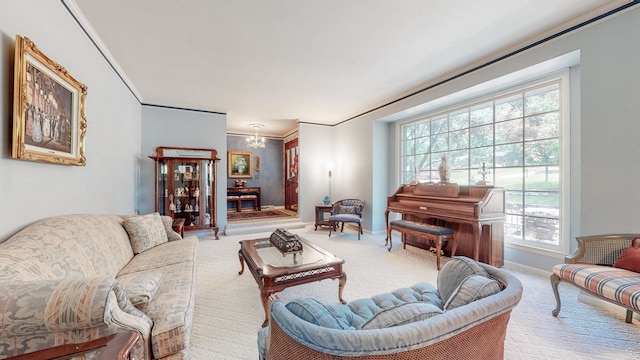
top-left (270, 228), bottom-right (303, 262)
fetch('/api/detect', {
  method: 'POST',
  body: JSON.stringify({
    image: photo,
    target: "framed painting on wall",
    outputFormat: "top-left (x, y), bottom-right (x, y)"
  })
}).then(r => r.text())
top-left (228, 151), bottom-right (252, 178)
top-left (12, 35), bottom-right (88, 166)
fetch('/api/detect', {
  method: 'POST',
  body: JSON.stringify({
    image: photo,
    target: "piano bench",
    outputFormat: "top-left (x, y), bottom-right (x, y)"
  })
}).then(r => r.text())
top-left (227, 195), bottom-right (258, 212)
top-left (387, 220), bottom-right (456, 270)
top-left (240, 195), bottom-right (259, 211)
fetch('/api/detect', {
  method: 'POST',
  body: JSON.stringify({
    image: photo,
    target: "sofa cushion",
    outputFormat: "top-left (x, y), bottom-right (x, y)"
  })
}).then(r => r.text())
top-left (614, 246), bottom-right (640, 273)
top-left (118, 237), bottom-right (198, 276)
top-left (285, 298), bottom-right (343, 328)
top-left (285, 282), bottom-right (442, 330)
top-left (361, 302), bottom-right (442, 329)
top-left (438, 256), bottom-right (490, 302)
top-left (117, 270), bottom-right (165, 308)
top-left (124, 213), bottom-right (168, 254)
top-left (443, 275), bottom-right (502, 310)
top-left (143, 261), bottom-right (197, 358)
top-left (0, 214), bottom-right (134, 281)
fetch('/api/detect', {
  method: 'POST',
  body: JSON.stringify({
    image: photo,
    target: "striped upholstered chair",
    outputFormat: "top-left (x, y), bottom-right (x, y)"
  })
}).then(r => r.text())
top-left (328, 199), bottom-right (365, 240)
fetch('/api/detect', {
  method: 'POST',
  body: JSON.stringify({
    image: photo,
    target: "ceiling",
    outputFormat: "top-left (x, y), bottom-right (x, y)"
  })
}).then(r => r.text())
top-left (68, 0), bottom-right (627, 137)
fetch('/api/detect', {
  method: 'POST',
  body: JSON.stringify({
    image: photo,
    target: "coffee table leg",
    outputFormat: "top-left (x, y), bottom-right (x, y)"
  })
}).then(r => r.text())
top-left (260, 289), bottom-right (270, 328)
top-left (338, 272), bottom-right (347, 304)
top-left (238, 250), bottom-right (245, 275)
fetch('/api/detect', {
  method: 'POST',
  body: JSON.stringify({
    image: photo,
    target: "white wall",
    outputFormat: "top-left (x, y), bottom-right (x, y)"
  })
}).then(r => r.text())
top-left (326, 5), bottom-right (640, 270)
top-left (298, 118), bottom-right (386, 233)
top-left (0, 1), bottom-right (141, 241)
top-left (295, 5), bottom-right (640, 270)
top-left (371, 121), bottom-right (391, 233)
top-left (139, 106), bottom-right (228, 228)
top-left (298, 123), bottom-right (334, 223)
top-left (331, 117), bottom-right (375, 232)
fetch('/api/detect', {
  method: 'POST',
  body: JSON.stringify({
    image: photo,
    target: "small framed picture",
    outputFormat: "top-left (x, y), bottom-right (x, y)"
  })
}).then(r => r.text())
top-left (228, 151), bottom-right (252, 178)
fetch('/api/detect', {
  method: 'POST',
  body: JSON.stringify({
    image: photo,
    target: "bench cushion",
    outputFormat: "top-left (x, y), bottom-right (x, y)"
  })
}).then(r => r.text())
top-left (553, 263), bottom-right (640, 312)
top-left (390, 220), bottom-right (454, 236)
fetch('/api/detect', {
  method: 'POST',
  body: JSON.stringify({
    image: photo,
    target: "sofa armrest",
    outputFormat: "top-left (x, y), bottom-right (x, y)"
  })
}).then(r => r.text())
top-left (0, 276), bottom-right (152, 337)
top-left (566, 234), bottom-right (640, 265)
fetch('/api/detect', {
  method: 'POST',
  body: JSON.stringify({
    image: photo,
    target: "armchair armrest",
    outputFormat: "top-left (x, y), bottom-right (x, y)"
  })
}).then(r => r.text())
top-left (0, 276), bottom-right (151, 338)
top-left (565, 234), bottom-right (640, 265)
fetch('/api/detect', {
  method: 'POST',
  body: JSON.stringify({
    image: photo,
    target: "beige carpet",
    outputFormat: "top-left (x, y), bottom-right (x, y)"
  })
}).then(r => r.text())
top-left (190, 226), bottom-right (640, 359)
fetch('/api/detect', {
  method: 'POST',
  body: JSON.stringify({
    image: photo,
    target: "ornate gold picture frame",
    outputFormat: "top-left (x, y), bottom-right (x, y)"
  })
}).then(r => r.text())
top-left (228, 151), bottom-right (252, 178)
top-left (12, 35), bottom-right (87, 166)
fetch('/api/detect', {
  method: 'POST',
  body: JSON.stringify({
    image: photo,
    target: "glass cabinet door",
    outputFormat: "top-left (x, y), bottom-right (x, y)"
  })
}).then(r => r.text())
top-left (157, 162), bottom-right (170, 216)
top-left (172, 160), bottom-right (200, 226)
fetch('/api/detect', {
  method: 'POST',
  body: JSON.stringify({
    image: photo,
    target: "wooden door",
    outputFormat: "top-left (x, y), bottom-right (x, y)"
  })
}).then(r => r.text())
top-left (284, 138), bottom-right (298, 211)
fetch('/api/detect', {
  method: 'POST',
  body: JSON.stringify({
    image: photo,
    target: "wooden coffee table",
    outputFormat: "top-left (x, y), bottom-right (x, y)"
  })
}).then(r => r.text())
top-left (238, 236), bottom-right (347, 327)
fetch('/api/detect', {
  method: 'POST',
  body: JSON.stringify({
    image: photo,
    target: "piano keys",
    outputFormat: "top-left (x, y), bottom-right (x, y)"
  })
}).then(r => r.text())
top-left (385, 183), bottom-right (505, 267)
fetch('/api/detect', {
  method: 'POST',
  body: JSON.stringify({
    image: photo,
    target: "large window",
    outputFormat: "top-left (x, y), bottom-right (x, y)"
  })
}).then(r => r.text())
top-left (400, 78), bottom-right (566, 252)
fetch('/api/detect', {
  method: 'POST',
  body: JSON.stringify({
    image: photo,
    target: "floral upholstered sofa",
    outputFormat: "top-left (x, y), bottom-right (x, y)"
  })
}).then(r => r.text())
top-left (0, 213), bottom-right (198, 360)
top-left (258, 256), bottom-right (523, 359)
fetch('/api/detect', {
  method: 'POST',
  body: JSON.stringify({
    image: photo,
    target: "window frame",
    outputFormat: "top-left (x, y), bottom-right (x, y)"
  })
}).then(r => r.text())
top-left (397, 70), bottom-right (571, 255)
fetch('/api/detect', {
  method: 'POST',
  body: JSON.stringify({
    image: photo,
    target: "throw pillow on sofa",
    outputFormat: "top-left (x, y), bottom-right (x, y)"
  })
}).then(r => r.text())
top-left (437, 256), bottom-right (490, 302)
top-left (613, 238), bottom-right (640, 272)
top-left (117, 271), bottom-right (165, 308)
top-left (124, 212), bottom-right (168, 254)
top-left (443, 274), bottom-right (502, 310)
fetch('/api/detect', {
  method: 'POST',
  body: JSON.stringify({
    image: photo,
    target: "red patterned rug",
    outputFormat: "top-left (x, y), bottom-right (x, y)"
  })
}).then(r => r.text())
top-left (227, 209), bottom-right (296, 222)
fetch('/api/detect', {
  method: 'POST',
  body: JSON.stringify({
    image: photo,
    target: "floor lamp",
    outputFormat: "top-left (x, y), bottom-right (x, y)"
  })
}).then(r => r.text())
top-left (324, 162), bottom-right (334, 205)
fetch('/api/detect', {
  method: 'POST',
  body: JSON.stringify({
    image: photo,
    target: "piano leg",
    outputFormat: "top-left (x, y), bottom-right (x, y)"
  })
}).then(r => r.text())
top-left (471, 223), bottom-right (481, 261)
top-left (385, 224), bottom-right (393, 252)
top-left (384, 209), bottom-right (391, 250)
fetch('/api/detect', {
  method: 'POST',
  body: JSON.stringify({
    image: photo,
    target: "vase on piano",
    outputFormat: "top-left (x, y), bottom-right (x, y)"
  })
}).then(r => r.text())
top-left (438, 155), bottom-right (451, 183)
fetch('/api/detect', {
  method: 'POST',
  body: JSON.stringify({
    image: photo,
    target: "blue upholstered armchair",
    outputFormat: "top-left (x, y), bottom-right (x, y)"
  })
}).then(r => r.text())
top-left (328, 199), bottom-right (365, 240)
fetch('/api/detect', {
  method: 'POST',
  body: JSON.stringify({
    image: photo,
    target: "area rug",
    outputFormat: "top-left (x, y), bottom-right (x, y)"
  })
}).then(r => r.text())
top-left (190, 226), bottom-right (640, 359)
top-left (227, 209), bottom-right (295, 222)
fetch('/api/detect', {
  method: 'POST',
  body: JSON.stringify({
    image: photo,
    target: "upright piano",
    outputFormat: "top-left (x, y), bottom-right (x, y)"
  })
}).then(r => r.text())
top-left (385, 183), bottom-right (505, 267)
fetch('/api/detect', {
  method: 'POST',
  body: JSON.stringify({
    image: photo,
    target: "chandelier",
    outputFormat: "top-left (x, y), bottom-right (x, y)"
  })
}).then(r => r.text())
top-left (247, 124), bottom-right (266, 148)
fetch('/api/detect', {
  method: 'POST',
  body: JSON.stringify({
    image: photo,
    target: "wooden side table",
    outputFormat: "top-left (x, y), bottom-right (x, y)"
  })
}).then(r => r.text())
top-left (8, 330), bottom-right (140, 360)
top-left (172, 218), bottom-right (185, 237)
top-left (315, 205), bottom-right (335, 230)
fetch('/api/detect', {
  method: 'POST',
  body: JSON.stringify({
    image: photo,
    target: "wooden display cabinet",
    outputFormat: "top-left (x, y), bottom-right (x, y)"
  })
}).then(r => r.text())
top-left (150, 146), bottom-right (220, 239)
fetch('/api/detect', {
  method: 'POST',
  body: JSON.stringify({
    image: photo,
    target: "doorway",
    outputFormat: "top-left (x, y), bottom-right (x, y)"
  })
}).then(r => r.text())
top-left (284, 138), bottom-right (298, 211)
